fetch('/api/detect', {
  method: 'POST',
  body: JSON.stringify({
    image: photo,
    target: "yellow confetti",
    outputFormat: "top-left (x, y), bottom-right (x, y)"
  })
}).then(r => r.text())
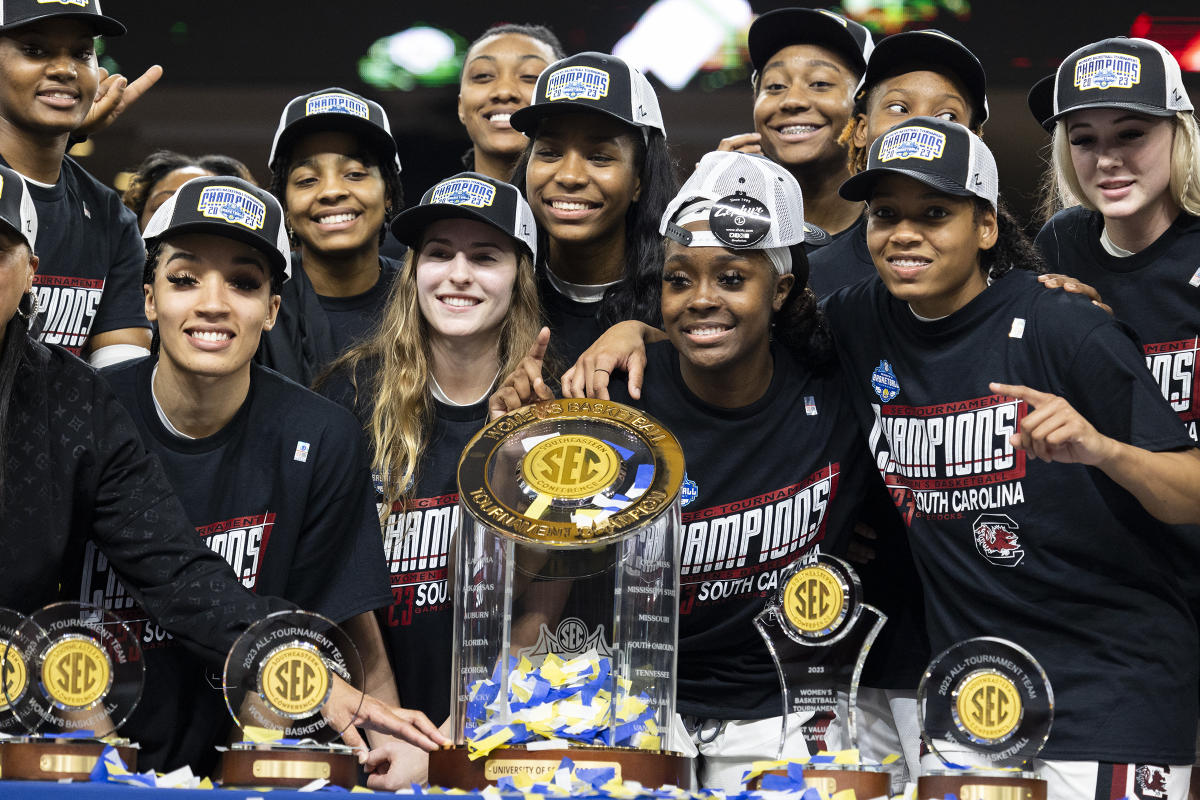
top-left (467, 727), bottom-right (515, 760)
top-left (242, 725), bottom-right (285, 743)
top-left (883, 753), bottom-right (900, 765)
top-left (831, 789), bottom-right (858, 800)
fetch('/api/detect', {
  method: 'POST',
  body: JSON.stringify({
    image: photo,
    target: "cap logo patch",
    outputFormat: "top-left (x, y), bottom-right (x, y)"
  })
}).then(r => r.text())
top-left (429, 177), bottom-right (495, 208)
top-left (38, 0), bottom-right (90, 6)
top-left (1074, 53), bottom-right (1141, 91)
top-left (197, 186), bottom-right (266, 230)
top-left (879, 126), bottom-right (946, 162)
top-left (545, 67), bottom-right (610, 102)
top-left (305, 92), bottom-right (370, 119)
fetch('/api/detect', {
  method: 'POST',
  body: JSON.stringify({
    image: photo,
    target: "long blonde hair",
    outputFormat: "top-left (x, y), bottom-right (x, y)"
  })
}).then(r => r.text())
top-left (324, 239), bottom-right (541, 513)
top-left (1040, 111), bottom-right (1200, 223)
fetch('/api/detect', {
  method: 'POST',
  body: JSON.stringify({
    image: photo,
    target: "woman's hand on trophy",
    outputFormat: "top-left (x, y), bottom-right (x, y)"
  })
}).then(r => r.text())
top-left (326, 676), bottom-right (450, 752)
top-left (561, 320), bottom-right (664, 400)
top-left (489, 327), bottom-right (554, 419)
top-left (360, 740), bottom-right (430, 790)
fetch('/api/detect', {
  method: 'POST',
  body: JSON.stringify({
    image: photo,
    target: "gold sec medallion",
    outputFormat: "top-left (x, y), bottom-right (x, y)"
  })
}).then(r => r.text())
top-left (782, 565), bottom-right (847, 636)
top-left (954, 670), bottom-right (1022, 743)
top-left (260, 645), bottom-right (330, 718)
top-left (521, 435), bottom-right (621, 500)
top-left (1, 639), bottom-right (27, 711)
top-left (40, 637), bottom-right (111, 710)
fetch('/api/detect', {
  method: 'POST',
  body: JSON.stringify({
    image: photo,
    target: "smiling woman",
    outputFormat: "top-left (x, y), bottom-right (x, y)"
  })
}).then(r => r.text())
top-left (95, 174), bottom-right (424, 775)
top-left (457, 23), bottom-right (563, 181)
top-left (257, 87), bottom-right (405, 386)
top-left (317, 172), bottom-right (541, 787)
top-left (826, 116), bottom-right (1200, 800)
top-left (509, 51), bottom-right (678, 366)
top-left (0, 4), bottom-right (152, 367)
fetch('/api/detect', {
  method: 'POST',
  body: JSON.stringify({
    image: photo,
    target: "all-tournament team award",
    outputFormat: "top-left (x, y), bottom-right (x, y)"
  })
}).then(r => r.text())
top-left (749, 555), bottom-right (890, 796)
top-left (428, 399), bottom-right (690, 789)
top-left (0, 602), bottom-right (144, 780)
top-left (918, 637), bottom-right (1054, 800)
top-left (221, 610), bottom-right (364, 788)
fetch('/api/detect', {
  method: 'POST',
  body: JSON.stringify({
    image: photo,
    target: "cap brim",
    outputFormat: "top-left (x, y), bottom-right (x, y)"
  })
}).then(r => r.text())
top-left (390, 204), bottom-right (532, 258)
top-left (269, 114), bottom-right (398, 171)
top-left (839, 167), bottom-right (975, 202)
top-left (147, 221), bottom-right (288, 280)
top-left (1043, 100), bottom-right (1179, 127)
top-left (748, 8), bottom-right (866, 75)
top-left (1027, 74), bottom-right (1056, 131)
top-left (0, 12), bottom-right (125, 36)
top-left (861, 34), bottom-right (988, 125)
top-left (509, 102), bottom-right (638, 137)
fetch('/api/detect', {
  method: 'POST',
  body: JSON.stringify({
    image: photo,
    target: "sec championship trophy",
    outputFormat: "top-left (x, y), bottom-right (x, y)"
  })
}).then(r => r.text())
top-left (918, 637), bottom-right (1054, 800)
top-left (0, 602), bottom-right (143, 780)
top-left (220, 611), bottom-right (364, 788)
top-left (428, 399), bottom-right (690, 789)
top-left (749, 555), bottom-right (889, 795)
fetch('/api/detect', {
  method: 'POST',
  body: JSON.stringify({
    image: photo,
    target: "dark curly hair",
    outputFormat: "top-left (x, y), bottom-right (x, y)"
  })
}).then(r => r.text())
top-left (512, 127), bottom-right (679, 328)
top-left (975, 199), bottom-right (1045, 280)
top-left (123, 150), bottom-right (255, 223)
top-left (774, 248), bottom-right (836, 373)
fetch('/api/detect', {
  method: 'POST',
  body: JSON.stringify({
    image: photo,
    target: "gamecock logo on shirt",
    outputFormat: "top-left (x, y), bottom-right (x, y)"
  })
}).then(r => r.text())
top-left (973, 513), bottom-right (1024, 567)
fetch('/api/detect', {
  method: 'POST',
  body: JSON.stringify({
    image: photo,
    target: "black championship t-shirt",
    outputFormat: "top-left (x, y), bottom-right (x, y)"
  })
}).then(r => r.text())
top-left (1036, 208), bottom-right (1200, 443)
top-left (257, 254), bottom-right (401, 387)
top-left (96, 357), bottom-right (391, 773)
top-left (805, 217), bottom-right (878, 300)
top-left (323, 371), bottom-right (488, 724)
top-left (824, 270), bottom-right (1198, 763)
top-left (3, 155), bottom-right (149, 353)
top-left (609, 342), bottom-right (871, 720)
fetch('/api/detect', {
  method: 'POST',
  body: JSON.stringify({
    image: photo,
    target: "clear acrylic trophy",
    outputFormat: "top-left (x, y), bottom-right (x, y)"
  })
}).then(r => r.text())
top-left (918, 637), bottom-right (1054, 800)
top-left (429, 399), bottom-right (689, 789)
top-left (0, 602), bottom-right (144, 780)
top-left (750, 554), bottom-right (890, 795)
top-left (220, 610), bottom-right (364, 788)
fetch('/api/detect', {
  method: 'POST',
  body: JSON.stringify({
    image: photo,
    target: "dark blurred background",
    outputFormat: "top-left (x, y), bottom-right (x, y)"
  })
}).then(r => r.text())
top-left (90, 0), bottom-right (1200, 229)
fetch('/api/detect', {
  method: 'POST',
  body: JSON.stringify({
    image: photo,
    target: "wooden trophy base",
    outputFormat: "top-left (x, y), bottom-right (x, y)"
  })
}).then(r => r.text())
top-left (747, 764), bottom-right (891, 797)
top-left (0, 738), bottom-right (138, 781)
top-left (919, 770), bottom-right (1047, 800)
top-left (220, 744), bottom-right (358, 789)
top-left (429, 744), bottom-right (693, 790)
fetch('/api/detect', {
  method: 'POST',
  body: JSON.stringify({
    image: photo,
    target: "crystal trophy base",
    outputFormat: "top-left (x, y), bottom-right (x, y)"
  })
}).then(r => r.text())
top-left (0, 736), bottom-right (138, 780)
top-left (919, 770), bottom-right (1046, 800)
top-left (428, 744), bottom-right (693, 790)
top-left (745, 762), bottom-right (890, 796)
top-left (220, 741), bottom-right (357, 788)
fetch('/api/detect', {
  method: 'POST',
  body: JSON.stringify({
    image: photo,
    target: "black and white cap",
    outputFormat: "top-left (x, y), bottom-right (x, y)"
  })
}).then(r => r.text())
top-left (839, 117), bottom-right (998, 211)
top-left (1040, 37), bottom-right (1193, 127)
top-left (660, 151), bottom-right (816, 275)
top-left (0, 0), bottom-right (124, 35)
top-left (390, 172), bottom-right (537, 261)
top-left (510, 52), bottom-right (665, 138)
top-left (855, 29), bottom-right (988, 125)
top-left (748, 7), bottom-right (874, 81)
top-left (0, 164), bottom-right (37, 251)
top-left (268, 87), bottom-right (400, 173)
top-left (143, 176), bottom-right (291, 282)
